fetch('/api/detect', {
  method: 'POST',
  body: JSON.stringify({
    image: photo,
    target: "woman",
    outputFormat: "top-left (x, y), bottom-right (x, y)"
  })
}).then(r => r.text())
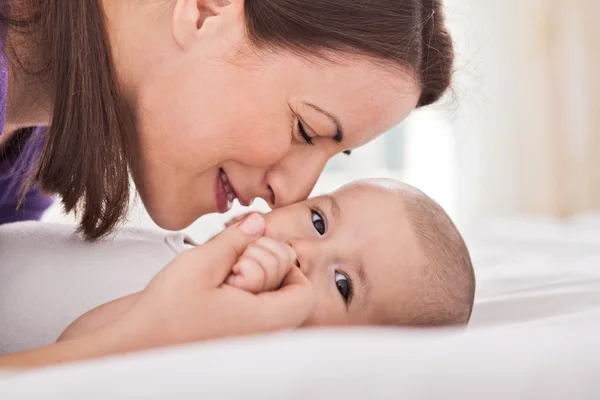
top-left (0, 0), bottom-right (454, 367)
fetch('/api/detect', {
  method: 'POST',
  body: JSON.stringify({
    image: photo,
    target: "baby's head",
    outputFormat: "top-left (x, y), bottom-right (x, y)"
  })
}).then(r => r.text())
top-left (262, 178), bottom-right (475, 328)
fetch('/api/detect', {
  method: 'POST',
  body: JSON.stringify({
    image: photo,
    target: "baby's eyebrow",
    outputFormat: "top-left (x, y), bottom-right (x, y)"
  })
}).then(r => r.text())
top-left (323, 195), bottom-right (341, 220)
top-left (355, 257), bottom-right (371, 311)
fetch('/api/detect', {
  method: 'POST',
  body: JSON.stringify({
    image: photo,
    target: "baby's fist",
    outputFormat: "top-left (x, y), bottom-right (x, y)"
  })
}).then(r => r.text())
top-left (226, 237), bottom-right (297, 293)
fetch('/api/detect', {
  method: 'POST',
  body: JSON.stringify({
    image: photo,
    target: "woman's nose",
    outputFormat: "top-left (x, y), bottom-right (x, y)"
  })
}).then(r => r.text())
top-left (267, 153), bottom-right (329, 208)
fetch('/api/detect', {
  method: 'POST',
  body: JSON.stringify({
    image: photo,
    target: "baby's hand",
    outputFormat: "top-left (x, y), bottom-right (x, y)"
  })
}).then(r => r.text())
top-left (225, 237), bottom-right (297, 294)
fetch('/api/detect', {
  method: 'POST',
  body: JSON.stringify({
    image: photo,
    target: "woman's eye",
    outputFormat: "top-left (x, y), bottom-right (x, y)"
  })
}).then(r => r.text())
top-left (298, 120), bottom-right (313, 145)
top-left (311, 210), bottom-right (326, 235)
top-left (335, 272), bottom-right (353, 303)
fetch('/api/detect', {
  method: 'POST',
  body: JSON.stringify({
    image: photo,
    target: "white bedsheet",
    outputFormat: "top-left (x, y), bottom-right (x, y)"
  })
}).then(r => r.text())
top-left (1, 216), bottom-right (599, 398)
top-left (0, 325), bottom-right (599, 399)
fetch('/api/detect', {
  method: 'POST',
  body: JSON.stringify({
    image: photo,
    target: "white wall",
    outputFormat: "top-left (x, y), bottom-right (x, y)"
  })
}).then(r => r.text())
top-left (449, 0), bottom-right (600, 221)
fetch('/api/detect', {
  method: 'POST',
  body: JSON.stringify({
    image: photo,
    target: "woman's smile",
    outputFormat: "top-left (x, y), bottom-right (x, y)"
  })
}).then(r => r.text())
top-left (215, 168), bottom-right (253, 213)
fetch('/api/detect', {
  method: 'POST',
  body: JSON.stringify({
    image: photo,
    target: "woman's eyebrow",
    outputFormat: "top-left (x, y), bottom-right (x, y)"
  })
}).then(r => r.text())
top-left (304, 102), bottom-right (344, 143)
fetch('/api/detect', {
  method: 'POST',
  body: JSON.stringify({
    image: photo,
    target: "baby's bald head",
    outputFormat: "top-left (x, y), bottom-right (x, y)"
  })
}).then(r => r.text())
top-left (340, 179), bottom-right (475, 327)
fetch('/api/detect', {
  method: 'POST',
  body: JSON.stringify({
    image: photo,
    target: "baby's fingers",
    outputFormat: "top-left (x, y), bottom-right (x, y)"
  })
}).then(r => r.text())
top-left (247, 238), bottom-right (296, 291)
top-left (227, 258), bottom-right (266, 293)
top-left (228, 238), bottom-right (297, 294)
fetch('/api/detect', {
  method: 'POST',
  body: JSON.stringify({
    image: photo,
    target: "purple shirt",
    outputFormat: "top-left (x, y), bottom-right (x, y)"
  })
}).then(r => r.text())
top-left (0, 21), bottom-right (53, 224)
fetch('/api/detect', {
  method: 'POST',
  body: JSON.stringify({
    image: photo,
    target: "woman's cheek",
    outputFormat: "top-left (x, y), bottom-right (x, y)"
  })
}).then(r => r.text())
top-left (233, 126), bottom-right (292, 167)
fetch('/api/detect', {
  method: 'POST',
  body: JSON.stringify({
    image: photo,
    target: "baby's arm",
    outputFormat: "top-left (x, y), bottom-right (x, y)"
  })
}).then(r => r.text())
top-left (57, 293), bottom-right (140, 342)
top-left (58, 237), bottom-right (296, 341)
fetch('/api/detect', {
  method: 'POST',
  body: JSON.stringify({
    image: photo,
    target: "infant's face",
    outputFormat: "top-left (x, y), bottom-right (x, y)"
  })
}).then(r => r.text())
top-left (263, 181), bottom-right (426, 326)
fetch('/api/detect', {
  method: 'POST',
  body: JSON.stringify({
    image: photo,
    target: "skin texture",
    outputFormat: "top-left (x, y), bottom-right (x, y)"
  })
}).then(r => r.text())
top-left (59, 179), bottom-right (427, 342)
top-left (2, 215), bottom-right (316, 369)
top-left (255, 180), bottom-right (426, 326)
top-left (103, 0), bottom-right (420, 229)
top-left (0, 0), bottom-right (421, 368)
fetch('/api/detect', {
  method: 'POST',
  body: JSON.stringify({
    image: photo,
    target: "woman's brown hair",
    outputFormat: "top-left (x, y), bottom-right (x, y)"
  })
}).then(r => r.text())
top-left (2, 0), bottom-right (136, 239)
top-left (2, 0), bottom-right (454, 240)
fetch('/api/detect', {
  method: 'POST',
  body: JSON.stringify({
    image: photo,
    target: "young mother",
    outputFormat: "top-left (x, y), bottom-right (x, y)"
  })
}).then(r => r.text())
top-left (0, 0), bottom-right (454, 367)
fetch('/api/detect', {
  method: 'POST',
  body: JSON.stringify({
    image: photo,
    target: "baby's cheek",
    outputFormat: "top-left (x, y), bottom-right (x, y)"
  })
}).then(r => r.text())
top-left (299, 293), bottom-right (351, 328)
top-left (299, 314), bottom-right (319, 328)
top-left (298, 301), bottom-right (325, 328)
top-left (263, 223), bottom-right (280, 240)
top-left (262, 206), bottom-right (304, 241)
top-left (262, 211), bottom-right (286, 240)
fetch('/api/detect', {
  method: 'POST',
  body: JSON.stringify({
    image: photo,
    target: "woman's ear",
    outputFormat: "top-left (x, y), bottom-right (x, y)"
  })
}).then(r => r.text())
top-left (171, 0), bottom-right (243, 50)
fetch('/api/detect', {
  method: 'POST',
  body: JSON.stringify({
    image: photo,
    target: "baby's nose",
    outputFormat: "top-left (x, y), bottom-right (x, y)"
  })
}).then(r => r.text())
top-left (295, 257), bottom-right (311, 278)
top-left (285, 241), bottom-right (304, 272)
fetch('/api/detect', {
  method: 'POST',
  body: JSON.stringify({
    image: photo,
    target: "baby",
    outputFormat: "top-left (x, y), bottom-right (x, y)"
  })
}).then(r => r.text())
top-left (60, 178), bottom-right (475, 339)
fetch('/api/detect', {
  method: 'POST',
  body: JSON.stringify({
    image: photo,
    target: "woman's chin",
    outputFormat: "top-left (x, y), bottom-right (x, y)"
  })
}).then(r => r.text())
top-left (145, 205), bottom-right (201, 231)
top-left (138, 188), bottom-right (216, 231)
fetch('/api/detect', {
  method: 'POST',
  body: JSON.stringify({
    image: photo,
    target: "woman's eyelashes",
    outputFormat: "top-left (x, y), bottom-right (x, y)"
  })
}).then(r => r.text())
top-left (335, 272), bottom-right (354, 304)
top-left (311, 209), bottom-right (326, 235)
top-left (298, 120), bottom-right (314, 145)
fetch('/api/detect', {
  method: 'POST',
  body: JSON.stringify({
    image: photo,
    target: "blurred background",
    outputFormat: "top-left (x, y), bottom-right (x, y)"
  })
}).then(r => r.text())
top-left (43, 0), bottom-right (600, 244)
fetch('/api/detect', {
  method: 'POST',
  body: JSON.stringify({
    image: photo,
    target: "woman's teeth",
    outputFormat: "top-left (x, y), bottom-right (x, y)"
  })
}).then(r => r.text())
top-left (220, 169), bottom-right (236, 204)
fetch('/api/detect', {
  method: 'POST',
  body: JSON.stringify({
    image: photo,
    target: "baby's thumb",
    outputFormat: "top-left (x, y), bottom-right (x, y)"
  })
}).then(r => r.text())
top-left (199, 213), bottom-right (265, 286)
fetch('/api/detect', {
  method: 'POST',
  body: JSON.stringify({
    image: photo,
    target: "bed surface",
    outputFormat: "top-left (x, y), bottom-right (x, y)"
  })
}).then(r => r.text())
top-left (1, 216), bottom-right (599, 398)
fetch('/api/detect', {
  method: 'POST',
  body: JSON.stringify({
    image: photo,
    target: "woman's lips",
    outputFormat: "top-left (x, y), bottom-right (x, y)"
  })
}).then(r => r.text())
top-left (215, 168), bottom-right (250, 213)
top-left (215, 169), bottom-right (234, 213)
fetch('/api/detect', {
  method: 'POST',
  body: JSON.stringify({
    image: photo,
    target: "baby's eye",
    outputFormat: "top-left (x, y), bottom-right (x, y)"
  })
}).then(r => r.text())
top-left (335, 272), bottom-right (353, 303)
top-left (311, 210), bottom-right (326, 235)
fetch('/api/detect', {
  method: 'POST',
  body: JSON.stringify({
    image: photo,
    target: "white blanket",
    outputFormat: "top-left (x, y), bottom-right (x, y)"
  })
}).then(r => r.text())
top-left (0, 325), bottom-right (599, 399)
top-left (1, 220), bottom-right (599, 398)
top-left (0, 222), bottom-right (189, 354)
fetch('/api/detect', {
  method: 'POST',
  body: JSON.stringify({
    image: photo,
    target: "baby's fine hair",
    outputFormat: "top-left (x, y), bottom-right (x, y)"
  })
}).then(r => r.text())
top-left (385, 184), bottom-right (476, 327)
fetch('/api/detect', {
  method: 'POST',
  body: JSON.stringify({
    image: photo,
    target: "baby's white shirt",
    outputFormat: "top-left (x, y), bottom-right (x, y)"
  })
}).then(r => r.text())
top-left (0, 222), bottom-right (193, 354)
